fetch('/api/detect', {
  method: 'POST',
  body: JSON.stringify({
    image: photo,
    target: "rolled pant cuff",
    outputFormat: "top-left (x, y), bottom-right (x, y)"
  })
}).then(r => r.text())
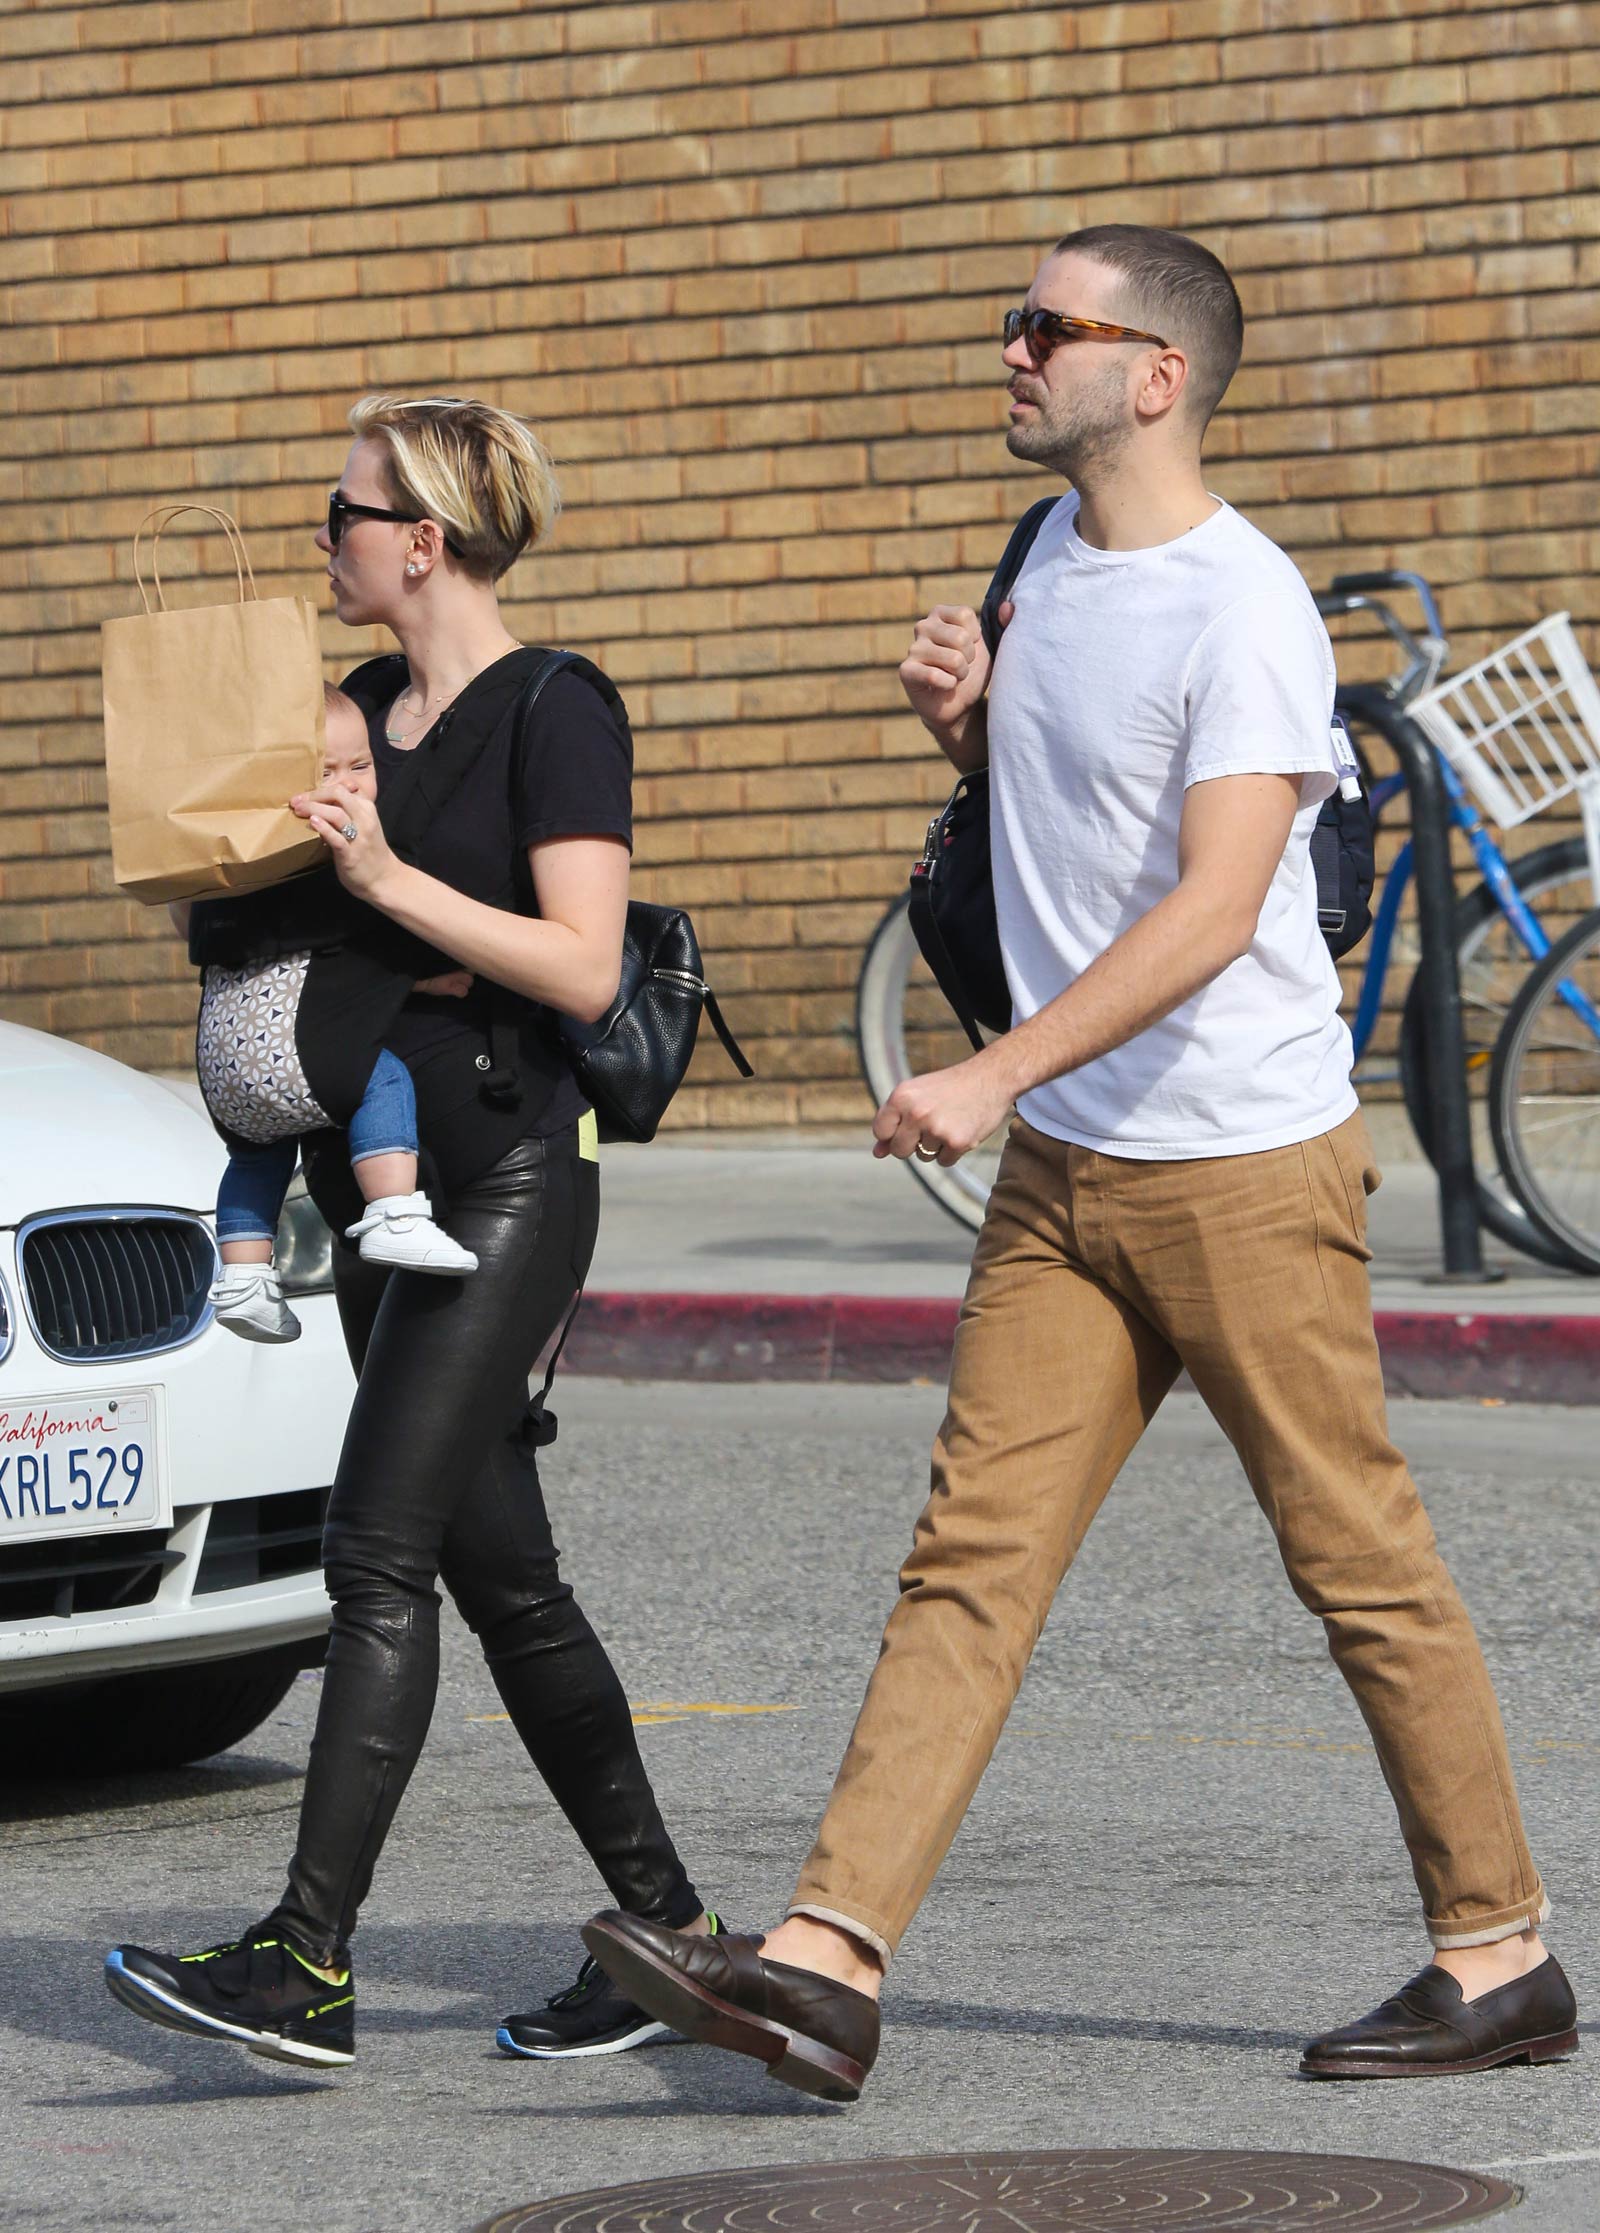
top-left (785, 1901), bottom-right (894, 1969)
top-left (1428, 1890), bottom-right (1549, 1950)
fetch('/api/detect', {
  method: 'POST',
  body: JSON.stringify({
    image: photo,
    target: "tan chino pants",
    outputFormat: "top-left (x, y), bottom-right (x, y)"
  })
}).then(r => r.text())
top-left (790, 1111), bottom-right (1546, 1962)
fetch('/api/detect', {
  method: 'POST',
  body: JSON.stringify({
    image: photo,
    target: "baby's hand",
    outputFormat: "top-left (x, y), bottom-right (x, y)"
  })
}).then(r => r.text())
top-left (414, 969), bottom-right (474, 998)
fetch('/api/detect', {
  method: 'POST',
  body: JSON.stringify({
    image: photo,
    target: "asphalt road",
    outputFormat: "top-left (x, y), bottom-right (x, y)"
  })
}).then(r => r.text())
top-left (4, 1383), bottom-right (1596, 2233)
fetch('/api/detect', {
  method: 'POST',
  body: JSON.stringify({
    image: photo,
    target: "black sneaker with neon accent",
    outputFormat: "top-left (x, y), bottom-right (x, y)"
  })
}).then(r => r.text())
top-left (104, 1923), bottom-right (355, 2069)
top-left (497, 1911), bottom-right (733, 2060)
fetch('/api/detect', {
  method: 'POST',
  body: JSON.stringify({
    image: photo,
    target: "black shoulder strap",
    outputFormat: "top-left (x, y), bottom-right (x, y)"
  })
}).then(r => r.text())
top-left (979, 495), bottom-right (1059, 658)
top-left (502, 650), bottom-right (631, 908)
top-left (378, 683), bottom-right (508, 869)
top-left (484, 649), bottom-right (629, 1103)
top-left (379, 647), bottom-right (610, 877)
top-left (336, 651), bottom-right (408, 709)
top-left (495, 647), bottom-right (606, 888)
top-left (500, 650), bottom-right (635, 1430)
top-left (525, 649), bottom-right (632, 737)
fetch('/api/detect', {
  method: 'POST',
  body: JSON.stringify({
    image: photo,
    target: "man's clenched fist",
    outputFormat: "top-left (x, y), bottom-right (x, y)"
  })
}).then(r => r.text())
top-left (899, 604), bottom-right (990, 735)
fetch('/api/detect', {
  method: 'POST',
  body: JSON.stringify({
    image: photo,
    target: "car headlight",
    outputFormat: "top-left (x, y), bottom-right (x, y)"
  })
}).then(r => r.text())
top-left (0, 1266), bottom-right (12, 1364)
top-left (276, 1175), bottom-right (336, 1297)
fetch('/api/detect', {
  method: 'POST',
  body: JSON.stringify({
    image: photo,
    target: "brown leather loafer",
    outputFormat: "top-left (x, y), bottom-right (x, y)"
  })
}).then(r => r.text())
top-left (580, 1911), bottom-right (880, 2102)
top-left (1300, 1955), bottom-right (1579, 2078)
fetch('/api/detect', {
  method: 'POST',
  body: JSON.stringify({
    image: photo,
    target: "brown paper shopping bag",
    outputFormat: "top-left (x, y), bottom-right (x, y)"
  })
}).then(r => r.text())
top-left (102, 504), bottom-right (328, 903)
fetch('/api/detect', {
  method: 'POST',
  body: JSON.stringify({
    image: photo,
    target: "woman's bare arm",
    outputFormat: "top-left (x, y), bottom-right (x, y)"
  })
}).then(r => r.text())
top-left (291, 779), bottom-right (627, 1022)
top-left (383, 841), bottom-right (627, 1022)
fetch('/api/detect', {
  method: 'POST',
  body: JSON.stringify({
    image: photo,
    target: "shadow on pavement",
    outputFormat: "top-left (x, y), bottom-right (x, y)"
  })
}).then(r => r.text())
top-left (0, 1753), bottom-right (302, 1829)
top-left (891, 1994), bottom-right (1309, 2055)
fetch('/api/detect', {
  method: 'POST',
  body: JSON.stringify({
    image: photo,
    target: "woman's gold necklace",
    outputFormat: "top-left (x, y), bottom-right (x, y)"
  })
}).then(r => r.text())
top-left (384, 684), bottom-right (452, 745)
top-left (384, 641), bottom-right (521, 746)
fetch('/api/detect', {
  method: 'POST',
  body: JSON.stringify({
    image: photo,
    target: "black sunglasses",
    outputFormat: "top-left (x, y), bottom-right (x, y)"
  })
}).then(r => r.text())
top-left (1002, 306), bottom-right (1168, 364)
top-left (326, 490), bottom-right (464, 560)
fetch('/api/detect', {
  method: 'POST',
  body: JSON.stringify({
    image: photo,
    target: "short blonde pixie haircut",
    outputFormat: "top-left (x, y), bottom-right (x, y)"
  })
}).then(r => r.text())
top-left (348, 394), bottom-right (561, 581)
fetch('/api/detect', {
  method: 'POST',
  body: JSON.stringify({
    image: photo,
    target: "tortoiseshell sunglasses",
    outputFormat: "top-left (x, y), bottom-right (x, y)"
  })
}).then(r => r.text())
top-left (1002, 306), bottom-right (1168, 363)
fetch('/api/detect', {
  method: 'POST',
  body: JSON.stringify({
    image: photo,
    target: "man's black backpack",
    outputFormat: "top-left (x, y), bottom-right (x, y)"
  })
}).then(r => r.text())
top-left (906, 500), bottom-right (1376, 1052)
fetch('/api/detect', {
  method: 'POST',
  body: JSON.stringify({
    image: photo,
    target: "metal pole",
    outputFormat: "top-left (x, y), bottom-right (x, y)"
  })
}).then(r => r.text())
top-left (1342, 685), bottom-right (1493, 1280)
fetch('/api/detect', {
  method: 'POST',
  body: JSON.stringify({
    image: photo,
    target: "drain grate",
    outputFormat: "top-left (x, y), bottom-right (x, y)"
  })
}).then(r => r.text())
top-left (473, 2149), bottom-right (1521, 2233)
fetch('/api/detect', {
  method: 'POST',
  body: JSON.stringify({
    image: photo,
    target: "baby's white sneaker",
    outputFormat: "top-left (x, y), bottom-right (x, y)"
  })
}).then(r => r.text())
top-left (345, 1193), bottom-right (478, 1276)
top-left (209, 1263), bottom-right (302, 1343)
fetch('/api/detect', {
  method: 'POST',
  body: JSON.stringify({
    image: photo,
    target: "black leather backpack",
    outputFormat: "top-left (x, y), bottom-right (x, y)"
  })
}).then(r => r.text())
top-left (500, 652), bottom-right (753, 1142)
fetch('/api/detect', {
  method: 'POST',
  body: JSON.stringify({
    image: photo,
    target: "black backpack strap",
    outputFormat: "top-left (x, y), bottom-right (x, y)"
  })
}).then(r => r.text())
top-left (979, 495), bottom-right (1059, 658)
top-left (910, 497), bottom-right (1054, 1047)
top-left (702, 987), bottom-right (755, 1077)
top-left (502, 650), bottom-right (629, 914)
top-left (1309, 813), bottom-right (1346, 938)
top-left (336, 651), bottom-right (409, 709)
top-left (379, 656), bottom-right (536, 872)
top-left (525, 1277), bottom-right (585, 1448)
top-left (481, 650), bottom-right (587, 1105)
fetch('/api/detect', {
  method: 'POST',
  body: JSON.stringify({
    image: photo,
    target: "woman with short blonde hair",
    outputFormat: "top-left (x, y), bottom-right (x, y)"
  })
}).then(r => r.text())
top-left (106, 395), bottom-right (727, 2072)
top-left (348, 393), bottom-right (562, 580)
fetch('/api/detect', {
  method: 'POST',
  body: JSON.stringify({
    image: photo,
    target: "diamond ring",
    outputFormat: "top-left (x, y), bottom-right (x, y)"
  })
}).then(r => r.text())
top-left (339, 820), bottom-right (358, 843)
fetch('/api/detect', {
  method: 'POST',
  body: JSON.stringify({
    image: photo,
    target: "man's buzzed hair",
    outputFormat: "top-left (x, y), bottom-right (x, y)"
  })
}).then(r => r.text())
top-left (1052, 223), bottom-right (1244, 428)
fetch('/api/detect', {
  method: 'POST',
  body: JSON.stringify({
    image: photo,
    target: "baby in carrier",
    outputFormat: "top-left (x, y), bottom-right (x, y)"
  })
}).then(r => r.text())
top-left (188, 682), bottom-right (477, 1344)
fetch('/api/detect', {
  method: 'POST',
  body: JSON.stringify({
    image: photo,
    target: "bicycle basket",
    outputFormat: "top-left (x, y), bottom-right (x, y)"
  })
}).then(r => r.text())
top-left (1409, 612), bottom-right (1600, 831)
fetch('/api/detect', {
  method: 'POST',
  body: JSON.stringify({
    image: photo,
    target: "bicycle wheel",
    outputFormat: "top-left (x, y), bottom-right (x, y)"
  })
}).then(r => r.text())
top-left (1398, 835), bottom-right (1595, 1266)
top-left (1489, 906), bottom-right (1600, 1276)
top-left (855, 891), bottom-right (1008, 1233)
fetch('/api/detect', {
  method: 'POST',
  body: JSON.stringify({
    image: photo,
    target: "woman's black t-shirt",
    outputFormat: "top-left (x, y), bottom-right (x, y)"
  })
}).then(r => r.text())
top-left (339, 644), bottom-right (633, 1194)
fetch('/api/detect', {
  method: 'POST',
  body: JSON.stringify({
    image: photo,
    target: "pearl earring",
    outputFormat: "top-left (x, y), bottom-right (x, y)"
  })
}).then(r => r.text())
top-left (406, 564), bottom-right (417, 576)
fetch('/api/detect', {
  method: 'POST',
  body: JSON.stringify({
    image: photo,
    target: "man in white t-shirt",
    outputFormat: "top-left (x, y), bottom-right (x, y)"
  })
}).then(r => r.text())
top-left (580, 226), bottom-right (1573, 2099)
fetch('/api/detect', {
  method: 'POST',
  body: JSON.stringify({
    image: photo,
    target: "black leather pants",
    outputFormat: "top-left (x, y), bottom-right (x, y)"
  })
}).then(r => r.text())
top-left (272, 1127), bottom-right (701, 1962)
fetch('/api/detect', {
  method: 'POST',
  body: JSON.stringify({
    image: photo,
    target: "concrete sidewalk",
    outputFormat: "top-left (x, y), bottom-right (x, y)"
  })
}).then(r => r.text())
top-left (156, 1072), bottom-right (1600, 1401)
top-left (570, 1120), bottom-right (1600, 1403)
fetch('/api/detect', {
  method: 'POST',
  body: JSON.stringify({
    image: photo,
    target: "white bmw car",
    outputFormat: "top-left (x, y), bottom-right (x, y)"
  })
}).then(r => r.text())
top-left (0, 1019), bottom-right (353, 1775)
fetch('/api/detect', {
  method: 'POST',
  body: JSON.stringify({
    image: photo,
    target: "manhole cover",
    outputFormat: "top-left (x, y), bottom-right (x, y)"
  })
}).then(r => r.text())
top-left (472, 2149), bottom-right (1521, 2233)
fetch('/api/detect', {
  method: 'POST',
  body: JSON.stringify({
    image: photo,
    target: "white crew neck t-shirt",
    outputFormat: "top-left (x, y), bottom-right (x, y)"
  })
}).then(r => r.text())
top-left (985, 491), bottom-right (1357, 1159)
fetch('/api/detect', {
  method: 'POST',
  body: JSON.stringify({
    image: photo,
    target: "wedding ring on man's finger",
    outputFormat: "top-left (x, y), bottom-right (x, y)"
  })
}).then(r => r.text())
top-left (339, 820), bottom-right (358, 843)
top-left (914, 1142), bottom-right (941, 1162)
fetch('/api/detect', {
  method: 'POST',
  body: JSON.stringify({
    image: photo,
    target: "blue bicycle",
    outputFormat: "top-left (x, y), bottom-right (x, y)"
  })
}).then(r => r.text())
top-left (1490, 903), bottom-right (1600, 1274)
top-left (858, 571), bottom-right (1598, 1262)
top-left (1322, 574), bottom-right (1596, 1269)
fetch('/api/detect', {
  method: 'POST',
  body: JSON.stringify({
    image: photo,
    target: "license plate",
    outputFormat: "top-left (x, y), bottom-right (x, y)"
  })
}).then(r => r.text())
top-left (0, 1389), bottom-right (169, 1549)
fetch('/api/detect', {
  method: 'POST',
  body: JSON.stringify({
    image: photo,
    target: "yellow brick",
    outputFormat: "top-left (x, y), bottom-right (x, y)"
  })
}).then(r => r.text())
top-left (252, 0), bottom-right (342, 29)
top-left (37, 51), bottom-right (130, 101)
top-left (175, 172), bottom-right (269, 221)
top-left (127, 41), bottom-right (219, 93)
top-left (10, 185), bottom-right (90, 237)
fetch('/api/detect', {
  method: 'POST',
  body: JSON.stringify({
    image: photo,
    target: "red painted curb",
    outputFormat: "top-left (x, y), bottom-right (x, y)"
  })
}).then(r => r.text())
top-left (562, 1292), bottom-right (1600, 1404)
top-left (563, 1292), bottom-right (958, 1387)
top-left (1372, 1310), bottom-right (1600, 1405)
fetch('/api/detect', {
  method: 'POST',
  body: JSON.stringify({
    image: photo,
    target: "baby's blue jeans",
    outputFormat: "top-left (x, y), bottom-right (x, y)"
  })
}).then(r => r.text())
top-left (216, 1048), bottom-right (417, 1245)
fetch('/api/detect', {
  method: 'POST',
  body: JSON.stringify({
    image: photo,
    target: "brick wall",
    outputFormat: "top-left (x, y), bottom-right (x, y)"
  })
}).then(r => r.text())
top-left (2, 0), bottom-right (1596, 1123)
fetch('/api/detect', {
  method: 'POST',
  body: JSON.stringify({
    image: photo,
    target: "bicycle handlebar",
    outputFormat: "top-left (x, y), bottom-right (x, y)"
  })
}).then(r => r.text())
top-left (1327, 569), bottom-right (1446, 643)
top-left (1314, 569), bottom-right (1448, 706)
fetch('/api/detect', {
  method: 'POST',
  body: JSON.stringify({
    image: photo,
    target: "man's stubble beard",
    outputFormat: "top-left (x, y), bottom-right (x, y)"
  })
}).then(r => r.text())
top-left (1004, 360), bottom-right (1132, 484)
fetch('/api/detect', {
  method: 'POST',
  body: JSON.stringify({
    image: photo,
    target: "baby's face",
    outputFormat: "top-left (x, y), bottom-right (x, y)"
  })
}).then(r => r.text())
top-left (322, 698), bottom-right (377, 802)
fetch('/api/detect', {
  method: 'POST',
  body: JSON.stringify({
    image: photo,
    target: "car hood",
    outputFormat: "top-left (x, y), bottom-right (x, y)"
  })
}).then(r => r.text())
top-left (0, 1020), bottom-right (224, 1227)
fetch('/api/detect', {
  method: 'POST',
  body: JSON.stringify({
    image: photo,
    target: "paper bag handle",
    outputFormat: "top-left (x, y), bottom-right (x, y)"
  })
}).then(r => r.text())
top-left (133, 504), bottom-right (259, 614)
